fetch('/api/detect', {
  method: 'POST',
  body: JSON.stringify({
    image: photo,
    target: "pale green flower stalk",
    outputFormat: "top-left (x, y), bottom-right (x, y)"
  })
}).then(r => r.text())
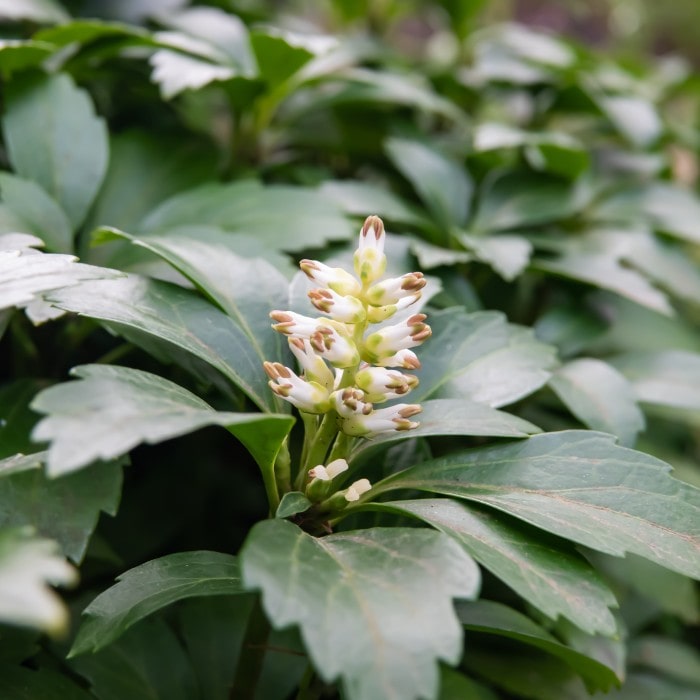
top-left (264, 215), bottom-right (430, 515)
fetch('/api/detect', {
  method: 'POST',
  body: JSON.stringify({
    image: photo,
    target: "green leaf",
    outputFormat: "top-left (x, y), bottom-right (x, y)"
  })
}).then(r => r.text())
top-left (0, 40), bottom-right (55, 74)
top-left (0, 457), bottom-right (122, 563)
top-left (276, 491), bottom-right (312, 519)
top-left (473, 172), bottom-right (581, 232)
top-left (0, 0), bottom-right (68, 22)
top-left (0, 172), bottom-right (73, 252)
top-left (611, 351), bottom-right (700, 412)
top-left (32, 365), bottom-right (294, 476)
top-left (0, 452), bottom-right (45, 476)
top-left (534, 305), bottom-right (607, 359)
top-left (352, 398), bottom-right (540, 460)
top-left (71, 550), bottom-right (243, 656)
top-left (606, 672), bottom-right (700, 700)
top-left (410, 239), bottom-right (472, 269)
top-left (363, 499), bottom-right (617, 635)
top-left (413, 309), bottom-right (557, 407)
top-left (628, 636), bottom-right (700, 687)
top-left (0, 380), bottom-right (44, 458)
top-left (458, 233), bottom-right (532, 281)
top-left (385, 137), bottom-right (472, 227)
top-left (71, 618), bottom-right (200, 700)
top-left (319, 180), bottom-right (427, 227)
top-left (549, 358), bottom-right (645, 447)
top-left (438, 666), bottom-right (497, 700)
top-left (34, 18), bottom-right (151, 47)
top-left (456, 600), bottom-right (621, 690)
top-left (98, 227), bottom-right (292, 368)
top-left (140, 180), bottom-right (354, 252)
top-left (0, 527), bottom-right (75, 634)
top-left (149, 48), bottom-right (237, 99)
top-left (3, 73), bottom-right (108, 229)
top-left (0, 246), bottom-right (120, 312)
top-left (84, 130), bottom-right (217, 235)
top-left (242, 520), bottom-right (479, 700)
top-left (595, 94), bottom-right (662, 148)
top-left (0, 666), bottom-right (94, 700)
top-left (44, 274), bottom-right (276, 411)
top-left (371, 431), bottom-right (700, 579)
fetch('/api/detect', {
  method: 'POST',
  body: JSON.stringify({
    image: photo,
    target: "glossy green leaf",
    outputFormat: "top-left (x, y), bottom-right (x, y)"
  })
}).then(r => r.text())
top-left (85, 130), bottom-right (217, 235)
top-left (0, 40), bottom-right (54, 74)
top-left (71, 618), bottom-right (199, 700)
top-left (611, 351), bottom-right (700, 411)
top-left (0, 527), bottom-right (75, 634)
top-left (410, 239), bottom-right (472, 269)
top-left (0, 666), bottom-right (94, 700)
top-left (364, 499), bottom-right (617, 635)
top-left (0, 452), bottom-right (45, 476)
top-left (459, 233), bottom-right (532, 281)
top-left (276, 491), bottom-right (312, 519)
top-left (0, 246), bottom-right (120, 312)
top-left (473, 172), bottom-right (581, 232)
top-left (606, 672), bottom-right (700, 700)
top-left (456, 600), bottom-right (621, 690)
top-left (0, 380), bottom-right (44, 458)
top-left (97, 227), bottom-right (291, 368)
top-left (352, 398), bottom-right (540, 460)
top-left (413, 309), bottom-right (557, 407)
top-left (628, 636), bottom-right (700, 687)
top-left (0, 457), bottom-right (122, 563)
top-left (0, 0), bottom-right (68, 22)
top-left (371, 431), bottom-right (700, 579)
top-left (549, 358), bottom-right (645, 446)
top-left (385, 137), bottom-right (472, 227)
top-left (242, 520), bottom-right (479, 700)
top-left (140, 180), bottom-right (354, 252)
top-left (438, 666), bottom-right (497, 700)
top-left (0, 172), bottom-right (73, 252)
top-left (34, 18), bottom-right (150, 46)
top-left (44, 274), bottom-right (276, 411)
top-left (3, 73), bottom-right (108, 229)
top-left (32, 365), bottom-right (294, 476)
top-left (71, 550), bottom-right (243, 656)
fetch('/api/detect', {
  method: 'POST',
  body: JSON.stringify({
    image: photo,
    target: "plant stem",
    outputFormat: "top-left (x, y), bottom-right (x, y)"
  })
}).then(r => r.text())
top-left (297, 412), bottom-right (339, 488)
top-left (229, 595), bottom-right (271, 700)
top-left (295, 664), bottom-right (318, 700)
top-left (274, 439), bottom-right (292, 496)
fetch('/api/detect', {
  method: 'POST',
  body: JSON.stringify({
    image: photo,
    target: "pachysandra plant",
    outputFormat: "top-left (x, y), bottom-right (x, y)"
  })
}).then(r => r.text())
top-left (263, 215), bottom-right (430, 521)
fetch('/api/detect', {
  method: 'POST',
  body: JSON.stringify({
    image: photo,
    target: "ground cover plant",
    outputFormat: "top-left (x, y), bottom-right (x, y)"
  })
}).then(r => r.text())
top-left (1, 1), bottom-right (699, 698)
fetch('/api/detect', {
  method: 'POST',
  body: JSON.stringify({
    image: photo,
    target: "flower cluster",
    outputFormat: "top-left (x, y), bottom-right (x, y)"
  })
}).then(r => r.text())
top-left (265, 215), bottom-right (430, 435)
top-left (263, 215), bottom-right (431, 505)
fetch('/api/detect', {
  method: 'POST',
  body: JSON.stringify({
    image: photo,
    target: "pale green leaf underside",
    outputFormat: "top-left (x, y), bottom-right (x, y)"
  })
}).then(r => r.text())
top-left (363, 499), bottom-right (617, 636)
top-left (372, 431), bottom-right (700, 579)
top-left (0, 527), bottom-right (75, 635)
top-left (242, 520), bottom-right (480, 700)
top-left (32, 364), bottom-right (294, 479)
top-left (44, 274), bottom-right (276, 411)
top-left (70, 550), bottom-right (244, 656)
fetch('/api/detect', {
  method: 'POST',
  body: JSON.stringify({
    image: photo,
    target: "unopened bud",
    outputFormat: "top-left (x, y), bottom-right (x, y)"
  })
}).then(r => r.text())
top-left (308, 288), bottom-right (366, 324)
top-left (355, 366), bottom-right (419, 402)
top-left (339, 402), bottom-right (422, 436)
top-left (363, 314), bottom-right (431, 362)
top-left (300, 259), bottom-right (361, 297)
top-left (366, 272), bottom-right (426, 306)
top-left (354, 215), bottom-right (387, 283)
top-left (344, 478), bottom-right (372, 502)
top-left (263, 361), bottom-right (331, 413)
top-left (309, 323), bottom-right (360, 368)
top-left (288, 338), bottom-right (335, 391)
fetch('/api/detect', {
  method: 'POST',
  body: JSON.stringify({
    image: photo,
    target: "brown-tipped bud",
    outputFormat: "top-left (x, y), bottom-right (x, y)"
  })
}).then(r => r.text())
top-left (361, 215), bottom-right (385, 241)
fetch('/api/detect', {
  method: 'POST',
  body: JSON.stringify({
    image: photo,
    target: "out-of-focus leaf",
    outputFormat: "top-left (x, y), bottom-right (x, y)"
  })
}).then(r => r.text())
top-left (140, 180), bottom-right (354, 252)
top-left (71, 551), bottom-right (243, 656)
top-left (456, 600), bottom-right (621, 691)
top-left (371, 431), bottom-right (700, 579)
top-left (44, 274), bottom-right (276, 411)
top-left (32, 365), bottom-right (294, 477)
top-left (549, 358), bottom-right (645, 446)
top-left (0, 0), bottom-right (68, 22)
top-left (0, 666), bottom-right (93, 700)
top-left (410, 239), bottom-right (472, 269)
top-left (385, 137), bottom-right (472, 227)
top-left (413, 309), bottom-right (557, 407)
top-left (534, 305), bottom-right (608, 358)
top-left (70, 618), bottom-right (199, 700)
top-left (459, 233), bottom-right (532, 281)
top-left (0, 173), bottom-right (73, 253)
top-left (606, 672), bottom-right (700, 699)
top-left (242, 520), bottom-right (479, 700)
top-left (275, 492), bottom-right (311, 519)
top-left (363, 499), bottom-right (617, 635)
top-left (3, 73), bottom-right (108, 229)
top-left (0, 40), bottom-right (54, 74)
top-left (473, 172), bottom-right (582, 232)
top-left (0, 527), bottom-right (75, 635)
top-left (438, 666), bottom-right (497, 700)
top-left (0, 380), bottom-right (44, 458)
top-left (628, 636), bottom-right (700, 687)
top-left (611, 351), bottom-right (700, 411)
top-left (594, 94), bottom-right (663, 148)
top-left (0, 456), bottom-right (122, 563)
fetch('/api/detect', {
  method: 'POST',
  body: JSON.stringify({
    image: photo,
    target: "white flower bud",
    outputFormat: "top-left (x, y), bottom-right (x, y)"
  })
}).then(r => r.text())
top-left (344, 478), bottom-right (372, 502)
top-left (374, 349), bottom-right (422, 369)
top-left (354, 215), bottom-right (387, 283)
top-left (308, 288), bottom-right (366, 324)
top-left (333, 387), bottom-right (373, 418)
top-left (365, 272), bottom-right (426, 306)
top-left (355, 366), bottom-right (419, 402)
top-left (340, 403), bottom-right (422, 436)
top-left (270, 310), bottom-right (319, 337)
top-left (263, 361), bottom-right (331, 413)
top-left (288, 338), bottom-right (335, 391)
top-left (308, 458), bottom-right (349, 482)
top-left (309, 323), bottom-right (360, 368)
top-left (363, 314), bottom-right (431, 363)
top-left (366, 295), bottom-right (420, 323)
top-left (300, 259), bottom-right (361, 297)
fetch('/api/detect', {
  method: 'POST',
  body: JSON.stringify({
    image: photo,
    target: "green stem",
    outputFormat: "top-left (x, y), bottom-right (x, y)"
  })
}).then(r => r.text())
top-left (229, 595), bottom-right (271, 700)
top-left (297, 412), bottom-right (339, 489)
top-left (327, 431), bottom-right (351, 464)
top-left (261, 463), bottom-right (280, 516)
top-left (274, 439), bottom-right (292, 497)
top-left (295, 664), bottom-right (318, 700)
